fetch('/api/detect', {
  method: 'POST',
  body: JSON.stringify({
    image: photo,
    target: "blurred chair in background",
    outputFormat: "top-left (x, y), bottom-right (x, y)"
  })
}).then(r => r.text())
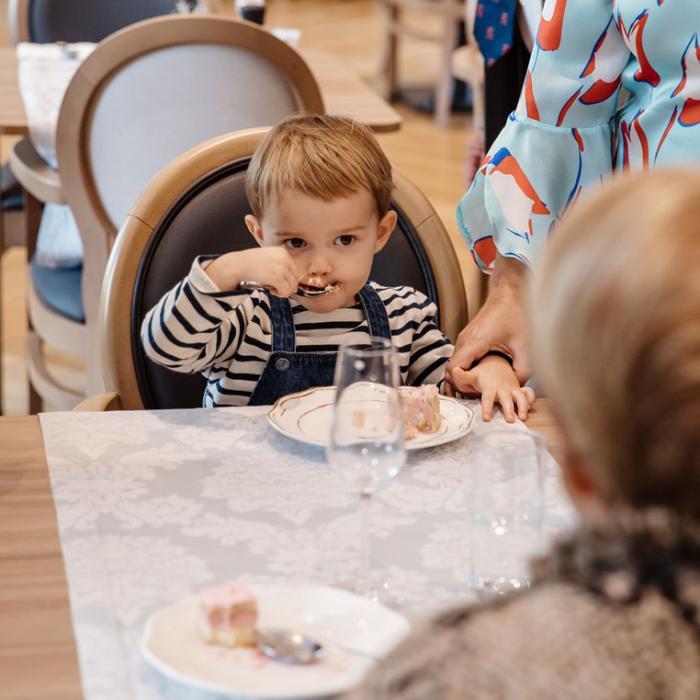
top-left (0, 0), bottom-right (180, 413)
top-left (378, 0), bottom-right (465, 128)
top-left (9, 15), bottom-right (324, 411)
top-left (451, 0), bottom-right (484, 183)
top-left (95, 128), bottom-right (468, 411)
top-left (8, 0), bottom-right (177, 43)
top-left (3, 0), bottom-right (180, 223)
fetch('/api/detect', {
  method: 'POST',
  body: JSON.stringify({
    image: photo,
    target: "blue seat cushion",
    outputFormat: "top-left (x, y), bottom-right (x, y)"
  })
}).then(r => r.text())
top-left (2, 192), bottom-right (23, 211)
top-left (2, 163), bottom-right (24, 210)
top-left (31, 256), bottom-right (85, 323)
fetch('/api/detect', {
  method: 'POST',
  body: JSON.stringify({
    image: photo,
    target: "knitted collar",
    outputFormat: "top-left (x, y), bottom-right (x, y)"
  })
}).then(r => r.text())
top-left (532, 509), bottom-right (700, 617)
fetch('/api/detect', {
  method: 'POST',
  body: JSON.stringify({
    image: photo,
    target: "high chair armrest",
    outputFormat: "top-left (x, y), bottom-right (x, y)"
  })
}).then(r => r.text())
top-left (9, 138), bottom-right (65, 205)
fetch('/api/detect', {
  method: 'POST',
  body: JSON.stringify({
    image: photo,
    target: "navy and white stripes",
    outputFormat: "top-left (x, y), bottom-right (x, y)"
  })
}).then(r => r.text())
top-left (142, 258), bottom-right (453, 407)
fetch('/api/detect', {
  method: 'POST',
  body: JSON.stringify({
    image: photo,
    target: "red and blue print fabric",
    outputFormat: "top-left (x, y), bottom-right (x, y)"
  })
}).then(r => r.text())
top-left (458, 0), bottom-right (700, 271)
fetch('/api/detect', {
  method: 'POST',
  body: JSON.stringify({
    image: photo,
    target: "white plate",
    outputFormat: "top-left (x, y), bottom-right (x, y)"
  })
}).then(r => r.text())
top-left (141, 583), bottom-right (410, 699)
top-left (267, 386), bottom-right (475, 451)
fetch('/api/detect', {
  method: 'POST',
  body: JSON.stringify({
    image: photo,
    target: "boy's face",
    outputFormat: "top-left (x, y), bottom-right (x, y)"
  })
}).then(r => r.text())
top-left (245, 189), bottom-right (397, 313)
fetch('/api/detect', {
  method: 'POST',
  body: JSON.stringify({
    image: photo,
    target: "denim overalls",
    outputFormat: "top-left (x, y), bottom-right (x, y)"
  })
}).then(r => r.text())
top-left (248, 284), bottom-right (392, 406)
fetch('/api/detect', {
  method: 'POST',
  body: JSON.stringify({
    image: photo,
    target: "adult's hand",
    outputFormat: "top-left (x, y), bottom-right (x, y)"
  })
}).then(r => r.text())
top-left (445, 255), bottom-right (531, 394)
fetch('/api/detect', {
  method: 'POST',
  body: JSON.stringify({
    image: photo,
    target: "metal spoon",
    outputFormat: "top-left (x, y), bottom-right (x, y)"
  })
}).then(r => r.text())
top-left (240, 280), bottom-right (337, 298)
top-left (253, 627), bottom-right (378, 665)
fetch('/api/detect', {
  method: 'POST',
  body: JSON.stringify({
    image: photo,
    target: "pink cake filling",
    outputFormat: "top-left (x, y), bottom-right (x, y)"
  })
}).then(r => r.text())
top-left (400, 385), bottom-right (442, 439)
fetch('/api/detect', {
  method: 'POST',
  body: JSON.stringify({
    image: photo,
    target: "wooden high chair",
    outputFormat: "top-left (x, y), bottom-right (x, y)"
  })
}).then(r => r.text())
top-left (82, 127), bottom-right (469, 411)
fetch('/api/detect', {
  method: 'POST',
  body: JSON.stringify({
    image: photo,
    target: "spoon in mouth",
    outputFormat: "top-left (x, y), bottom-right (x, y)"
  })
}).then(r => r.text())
top-left (253, 627), bottom-right (378, 665)
top-left (240, 281), bottom-right (337, 298)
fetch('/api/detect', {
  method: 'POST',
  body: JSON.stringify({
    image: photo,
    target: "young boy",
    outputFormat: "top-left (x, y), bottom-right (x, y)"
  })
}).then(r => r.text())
top-left (142, 115), bottom-right (533, 418)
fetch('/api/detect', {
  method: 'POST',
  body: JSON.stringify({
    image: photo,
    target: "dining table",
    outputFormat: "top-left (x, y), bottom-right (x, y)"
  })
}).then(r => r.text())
top-left (0, 398), bottom-right (572, 700)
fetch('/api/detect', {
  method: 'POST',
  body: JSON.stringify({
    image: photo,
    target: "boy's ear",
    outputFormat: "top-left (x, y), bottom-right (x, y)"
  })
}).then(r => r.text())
top-left (373, 210), bottom-right (398, 253)
top-left (244, 214), bottom-right (265, 246)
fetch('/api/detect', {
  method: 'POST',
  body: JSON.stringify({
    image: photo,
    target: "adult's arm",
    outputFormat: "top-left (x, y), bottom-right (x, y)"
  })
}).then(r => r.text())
top-left (447, 254), bottom-right (530, 386)
top-left (451, 0), bottom-right (629, 385)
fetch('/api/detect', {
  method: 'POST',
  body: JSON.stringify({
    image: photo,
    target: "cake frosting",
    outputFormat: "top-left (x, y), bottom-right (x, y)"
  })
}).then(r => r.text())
top-left (198, 582), bottom-right (258, 647)
top-left (400, 385), bottom-right (442, 439)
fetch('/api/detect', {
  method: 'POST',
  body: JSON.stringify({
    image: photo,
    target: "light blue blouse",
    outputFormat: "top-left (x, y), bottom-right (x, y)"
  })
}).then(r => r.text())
top-left (458, 0), bottom-right (700, 270)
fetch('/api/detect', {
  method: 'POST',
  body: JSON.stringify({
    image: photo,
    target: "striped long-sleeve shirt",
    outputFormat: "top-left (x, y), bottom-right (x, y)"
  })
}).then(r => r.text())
top-left (142, 257), bottom-right (454, 407)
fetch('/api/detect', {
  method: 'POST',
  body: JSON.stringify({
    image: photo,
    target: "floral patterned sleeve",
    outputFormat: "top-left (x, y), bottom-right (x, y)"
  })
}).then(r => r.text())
top-left (458, 0), bottom-right (630, 270)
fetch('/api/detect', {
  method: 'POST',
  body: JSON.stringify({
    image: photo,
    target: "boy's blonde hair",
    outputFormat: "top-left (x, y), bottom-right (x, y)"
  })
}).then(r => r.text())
top-left (531, 169), bottom-right (700, 518)
top-left (246, 114), bottom-right (393, 219)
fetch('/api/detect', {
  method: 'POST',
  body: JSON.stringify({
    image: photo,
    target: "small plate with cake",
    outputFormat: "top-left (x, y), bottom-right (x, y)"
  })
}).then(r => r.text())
top-left (141, 581), bottom-right (410, 698)
top-left (267, 385), bottom-right (475, 450)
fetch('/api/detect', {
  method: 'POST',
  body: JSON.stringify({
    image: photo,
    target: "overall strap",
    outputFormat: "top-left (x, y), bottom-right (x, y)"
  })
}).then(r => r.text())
top-left (358, 283), bottom-right (392, 341)
top-left (266, 292), bottom-right (296, 352)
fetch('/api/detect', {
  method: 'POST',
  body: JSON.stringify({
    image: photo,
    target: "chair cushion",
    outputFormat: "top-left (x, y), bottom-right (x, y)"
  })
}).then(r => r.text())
top-left (31, 257), bottom-right (85, 323)
top-left (2, 193), bottom-right (24, 211)
top-left (1, 163), bottom-right (23, 211)
top-left (28, 0), bottom-right (177, 43)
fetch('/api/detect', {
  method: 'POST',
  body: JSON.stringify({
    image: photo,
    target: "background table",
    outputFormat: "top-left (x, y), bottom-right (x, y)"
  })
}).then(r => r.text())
top-left (0, 401), bottom-right (569, 699)
top-left (0, 46), bottom-right (402, 137)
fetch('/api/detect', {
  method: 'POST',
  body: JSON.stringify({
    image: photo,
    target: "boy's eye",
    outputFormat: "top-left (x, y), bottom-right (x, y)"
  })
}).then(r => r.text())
top-left (283, 238), bottom-right (306, 249)
top-left (335, 234), bottom-right (355, 247)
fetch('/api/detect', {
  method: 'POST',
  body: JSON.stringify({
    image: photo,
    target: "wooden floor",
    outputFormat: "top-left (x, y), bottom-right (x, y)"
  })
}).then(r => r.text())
top-left (0, 0), bottom-right (479, 415)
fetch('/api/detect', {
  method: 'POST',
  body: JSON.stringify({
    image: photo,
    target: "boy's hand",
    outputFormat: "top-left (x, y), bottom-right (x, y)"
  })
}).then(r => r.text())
top-left (204, 247), bottom-right (301, 297)
top-left (449, 355), bottom-right (535, 422)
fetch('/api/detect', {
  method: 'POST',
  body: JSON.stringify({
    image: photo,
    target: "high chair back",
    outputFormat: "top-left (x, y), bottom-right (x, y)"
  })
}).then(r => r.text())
top-left (100, 128), bottom-right (468, 409)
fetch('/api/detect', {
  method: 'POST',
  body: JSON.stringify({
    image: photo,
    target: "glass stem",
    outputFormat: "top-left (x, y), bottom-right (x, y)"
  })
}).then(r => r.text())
top-left (359, 490), bottom-right (372, 596)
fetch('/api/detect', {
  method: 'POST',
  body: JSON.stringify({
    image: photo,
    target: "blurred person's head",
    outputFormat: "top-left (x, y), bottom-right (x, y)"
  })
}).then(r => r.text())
top-left (531, 169), bottom-right (700, 521)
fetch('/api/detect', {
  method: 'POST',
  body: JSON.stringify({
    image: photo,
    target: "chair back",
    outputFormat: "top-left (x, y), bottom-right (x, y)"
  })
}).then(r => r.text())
top-left (9, 0), bottom-right (177, 44)
top-left (54, 15), bottom-right (324, 351)
top-left (101, 129), bottom-right (468, 409)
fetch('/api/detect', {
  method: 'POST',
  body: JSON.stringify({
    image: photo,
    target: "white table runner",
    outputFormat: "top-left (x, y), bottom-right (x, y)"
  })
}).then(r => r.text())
top-left (39, 405), bottom-right (574, 700)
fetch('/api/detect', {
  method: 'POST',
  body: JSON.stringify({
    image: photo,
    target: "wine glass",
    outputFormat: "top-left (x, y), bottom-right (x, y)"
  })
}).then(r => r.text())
top-left (467, 426), bottom-right (547, 599)
top-left (326, 337), bottom-right (406, 600)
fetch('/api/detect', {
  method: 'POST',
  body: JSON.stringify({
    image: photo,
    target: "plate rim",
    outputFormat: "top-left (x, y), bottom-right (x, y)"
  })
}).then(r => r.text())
top-left (140, 582), bottom-right (410, 700)
top-left (266, 386), bottom-right (475, 451)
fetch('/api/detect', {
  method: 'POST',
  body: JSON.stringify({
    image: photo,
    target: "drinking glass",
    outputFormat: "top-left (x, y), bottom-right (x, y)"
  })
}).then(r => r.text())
top-left (326, 337), bottom-right (406, 600)
top-left (468, 427), bottom-right (546, 598)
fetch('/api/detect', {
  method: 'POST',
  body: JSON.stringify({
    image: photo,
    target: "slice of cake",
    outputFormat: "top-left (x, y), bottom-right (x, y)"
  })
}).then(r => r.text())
top-left (401, 385), bottom-right (443, 439)
top-left (198, 582), bottom-right (258, 647)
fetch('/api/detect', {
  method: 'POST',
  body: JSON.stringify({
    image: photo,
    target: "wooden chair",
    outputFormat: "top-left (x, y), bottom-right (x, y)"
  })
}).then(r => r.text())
top-left (378, 0), bottom-right (465, 128)
top-left (9, 15), bottom-right (324, 412)
top-left (94, 128), bottom-right (468, 411)
top-left (0, 0), bottom-right (181, 414)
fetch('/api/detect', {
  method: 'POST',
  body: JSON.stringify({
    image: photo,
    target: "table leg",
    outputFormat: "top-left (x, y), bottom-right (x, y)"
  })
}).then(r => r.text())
top-left (378, 1), bottom-right (399, 101)
top-left (0, 128), bottom-right (5, 415)
top-left (434, 10), bottom-right (461, 128)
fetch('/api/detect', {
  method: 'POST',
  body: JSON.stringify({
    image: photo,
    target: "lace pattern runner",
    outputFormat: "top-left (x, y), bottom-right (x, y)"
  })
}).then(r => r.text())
top-left (39, 405), bottom-right (574, 699)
